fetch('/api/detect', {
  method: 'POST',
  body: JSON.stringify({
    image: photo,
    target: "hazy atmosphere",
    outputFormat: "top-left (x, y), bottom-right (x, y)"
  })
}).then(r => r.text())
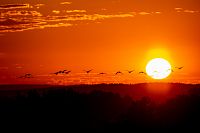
top-left (0, 0), bottom-right (200, 84)
top-left (1, 1), bottom-right (200, 132)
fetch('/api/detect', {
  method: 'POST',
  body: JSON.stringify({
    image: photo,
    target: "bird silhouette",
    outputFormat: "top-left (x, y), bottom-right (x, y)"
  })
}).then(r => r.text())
top-left (84, 69), bottom-right (93, 74)
top-left (53, 72), bottom-right (60, 75)
top-left (98, 72), bottom-right (106, 75)
top-left (65, 70), bottom-right (71, 74)
top-left (52, 70), bottom-right (67, 75)
top-left (115, 71), bottom-right (123, 75)
top-left (175, 66), bottom-right (184, 70)
top-left (18, 73), bottom-right (33, 78)
top-left (139, 71), bottom-right (146, 75)
top-left (61, 70), bottom-right (67, 73)
top-left (126, 70), bottom-right (134, 74)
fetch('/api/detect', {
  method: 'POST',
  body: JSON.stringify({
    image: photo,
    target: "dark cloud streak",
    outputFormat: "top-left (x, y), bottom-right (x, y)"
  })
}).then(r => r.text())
top-left (0, 19), bottom-right (29, 26)
top-left (0, 4), bottom-right (30, 9)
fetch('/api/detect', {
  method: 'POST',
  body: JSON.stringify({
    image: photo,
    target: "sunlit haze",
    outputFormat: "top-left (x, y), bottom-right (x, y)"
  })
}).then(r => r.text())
top-left (0, 0), bottom-right (200, 85)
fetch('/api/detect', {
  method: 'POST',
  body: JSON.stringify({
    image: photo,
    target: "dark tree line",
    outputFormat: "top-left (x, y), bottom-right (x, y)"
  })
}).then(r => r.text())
top-left (1, 85), bottom-right (200, 132)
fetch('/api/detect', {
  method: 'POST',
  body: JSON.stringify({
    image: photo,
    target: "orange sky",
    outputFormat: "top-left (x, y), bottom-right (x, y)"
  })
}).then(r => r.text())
top-left (0, 0), bottom-right (200, 84)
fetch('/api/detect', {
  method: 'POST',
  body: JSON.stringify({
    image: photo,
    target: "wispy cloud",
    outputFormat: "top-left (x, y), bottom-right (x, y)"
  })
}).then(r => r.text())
top-left (138, 12), bottom-right (151, 15)
top-left (154, 12), bottom-right (162, 14)
top-left (0, 18), bottom-right (72, 33)
top-left (60, 2), bottom-right (72, 5)
top-left (52, 10), bottom-right (60, 14)
top-left (0, 4), bottom-right (31, 10)
top-left (45, 13), bottom-right (135, 22)
top-left (77, 13), bottom-right (135, 20)
top-left (0, 2), bottom-right (163, 33)
top-left (66, 10), bottom-right (86, 13)
top-left (1, 10), bottom-right (42, 17)
top-left (175, 8), bottom-right (199, 14)
top-left (0, 10), bottom-right (135, 33)
top-left (0, 19), bottom-right (30, 26)
top-left (34, 4), bottom-right (45, 9)
top-left (39, 23), bottom-right (72, 29)
top-left (184, 10), bottom-right (199, 13)
top-left (0, 18), bottom-right (45, 32)
top-left (135, 11), bottom-right (161, 16)
top-left (175, 8), bottom-right (183, 11)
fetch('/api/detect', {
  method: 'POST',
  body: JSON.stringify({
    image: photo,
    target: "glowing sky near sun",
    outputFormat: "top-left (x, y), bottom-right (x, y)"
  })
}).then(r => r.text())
top-left (0, 0), bottom-right (200, 84)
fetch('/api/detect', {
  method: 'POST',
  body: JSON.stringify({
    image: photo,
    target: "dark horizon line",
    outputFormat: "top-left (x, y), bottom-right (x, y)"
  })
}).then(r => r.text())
top-left (0, 82), bottom-right (199, 86)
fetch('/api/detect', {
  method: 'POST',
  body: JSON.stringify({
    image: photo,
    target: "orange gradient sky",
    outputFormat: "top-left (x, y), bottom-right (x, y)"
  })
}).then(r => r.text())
top-left (0, 0), bottom-right (200, 84)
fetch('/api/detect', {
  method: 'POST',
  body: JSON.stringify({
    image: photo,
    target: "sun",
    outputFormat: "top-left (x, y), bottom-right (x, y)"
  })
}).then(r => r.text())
top-left (146, 58), bottom-right (171, 79)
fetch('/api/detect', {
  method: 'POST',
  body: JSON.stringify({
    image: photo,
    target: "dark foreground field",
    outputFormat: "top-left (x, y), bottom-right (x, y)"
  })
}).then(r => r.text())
top-left (1, 83), bottom-right (200, 132)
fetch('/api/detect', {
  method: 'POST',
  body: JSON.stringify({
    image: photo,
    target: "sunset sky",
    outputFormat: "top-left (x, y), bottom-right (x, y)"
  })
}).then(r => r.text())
top-left (0, 0), bottom-right (200, 85)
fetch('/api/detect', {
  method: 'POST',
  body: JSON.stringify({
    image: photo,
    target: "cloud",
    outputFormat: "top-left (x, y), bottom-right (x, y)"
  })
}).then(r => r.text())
top-left (135, 11), bottom-right (161, 16)
top-left (66, 10), bottom-right (86, 13)
top-left (0, 18), bottom-right (44, 32)
top-left (0, 19), bottom-right (29, 26)
top-left (39, 23), bottom-right (72, 29)
top-left (0, 18), bottom-right (72, 33)
top-left (60, 2), bottom-right (72, 5)
top-left (0, 10), bottom-right (135, 33)
top-left (138, 12), bottom-right (151, 15)
top-left (154, 12), bottom-right (162, 14)
top-left (77, 13), bottom-right (135, 20)
top-left (52, 10), bottom-right (60, 14)
top-left (44, 13), bottom-right (135, 23)
top-left (175, 8), bottom-right (199, 13)
top-left (34, 4), bottom-right (45, 9)
top-left (175, 8), bottom-right (183, 11)
top-left (0, 2), bottom-right (160, 33)
top-left (0, 4), bottom-right (31, 9)
top-left (184, 10), bottom-right (199, 13)
top-left (1, 10), bottom-right (42, 17)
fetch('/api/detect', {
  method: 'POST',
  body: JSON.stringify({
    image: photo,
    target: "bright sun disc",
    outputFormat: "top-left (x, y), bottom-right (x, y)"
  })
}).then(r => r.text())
top-left (146, 58), bottom-right (171, 79)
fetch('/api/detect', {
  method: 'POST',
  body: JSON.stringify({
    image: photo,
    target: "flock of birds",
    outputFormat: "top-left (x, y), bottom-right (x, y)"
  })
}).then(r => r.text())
top-left (52, 70), bottom-right (72, 75)
top-left (17, 67), bottom-right (184, 79)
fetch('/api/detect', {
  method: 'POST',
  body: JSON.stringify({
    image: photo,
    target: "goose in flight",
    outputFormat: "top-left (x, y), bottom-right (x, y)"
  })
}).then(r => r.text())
top-left (52, 70), bottom-right (67, 75)
top-left (175, 66), bottom-right (184, 70)
top-left (61, 70), bottom-right (67, 73)
top-left (98, 72), bottom-right (106, 75)
top-left (126, 70), bottom-right (134, 74)
top-left (53, 72), bottom-right (60, 75)
top-left (84, 69), bottom-right (93, 74)
top-left (139, 71), bottom-right (146, 75)
top-left (18, 73), bottom-right (33, 78)
top-left (65, 70), bottom-right (71, 74)
top-left (115, 71), bottom-right (123, 75)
